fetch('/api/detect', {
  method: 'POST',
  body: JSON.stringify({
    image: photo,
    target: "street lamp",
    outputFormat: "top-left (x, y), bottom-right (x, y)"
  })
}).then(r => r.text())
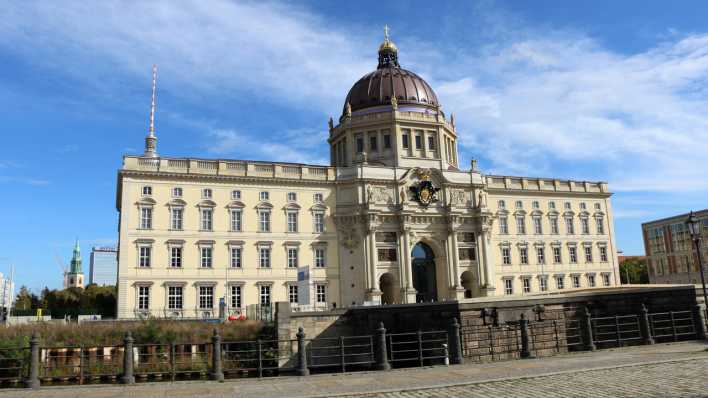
top-left (685, 211), bottom-right (707, 315)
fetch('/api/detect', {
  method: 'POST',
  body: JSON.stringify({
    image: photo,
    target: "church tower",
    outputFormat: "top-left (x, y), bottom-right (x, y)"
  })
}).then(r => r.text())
top-left (66, 240), bottom-right (85, 289)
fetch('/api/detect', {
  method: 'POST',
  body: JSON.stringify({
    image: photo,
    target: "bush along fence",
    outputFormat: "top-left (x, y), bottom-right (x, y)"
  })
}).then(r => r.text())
top-left (0, 321), bottom-right (460, 389)
top-left (459, 304), bottom-right (707, 361)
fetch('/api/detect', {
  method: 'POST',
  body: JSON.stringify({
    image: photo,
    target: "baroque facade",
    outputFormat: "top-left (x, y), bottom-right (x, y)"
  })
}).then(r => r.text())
top-left (116, 33), bottom-right (621, 319)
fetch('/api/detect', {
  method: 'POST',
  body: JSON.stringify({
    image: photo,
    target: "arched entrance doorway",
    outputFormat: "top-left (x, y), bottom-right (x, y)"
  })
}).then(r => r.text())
top-left (411, 242), bottom-right (437, 302)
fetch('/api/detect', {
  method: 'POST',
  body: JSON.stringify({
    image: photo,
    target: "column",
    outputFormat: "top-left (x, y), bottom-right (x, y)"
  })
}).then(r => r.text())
top-left (450, 229), bottom-right (463, 299)
top-left (478, 227), bottom-right (496, 296)
top-left (402, 227), bottom-right (416, 303)
top-left (365, 226), bottom-right (381, 303)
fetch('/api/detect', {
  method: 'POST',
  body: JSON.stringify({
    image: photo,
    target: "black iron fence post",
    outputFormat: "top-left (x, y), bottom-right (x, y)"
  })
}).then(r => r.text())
top-left (296, 327), bottom-right (310, 376)
top-left (583, 307), bottom-right (596, 351)
top-left (640, 304), bottom-right (655, 345)
top-left (339, 336), bottom-right (346, 373)
top-left (257, 340), bottom-right (263, 378)
top-left (448, 317), bottom-right (463, 365)
top-left (519, 314), bottom-right (532, 358)
top-left (692, 304), bottom-right (706, 340)
top-left (25, 332), bottom-right (40, 389)
top-left (170, 341), bottom-right (176, 382)
top-left (120, 332), bottom-right (135, 385)
top-left (417, 330), bottom-right (424, 367)
top-left (210, 329), bottom-right (224, 381)
top-left (375, 322), bottom-right (390, 371)
top-left (78, 347), bottom-right (84, 385)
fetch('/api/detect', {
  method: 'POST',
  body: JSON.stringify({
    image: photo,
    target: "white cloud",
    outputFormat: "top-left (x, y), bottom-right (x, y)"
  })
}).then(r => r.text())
top-left (208, 128), bottom-right (328, 165)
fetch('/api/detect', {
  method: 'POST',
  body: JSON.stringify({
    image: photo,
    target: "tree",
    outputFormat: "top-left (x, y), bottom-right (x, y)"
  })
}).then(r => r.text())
top-left (619, 258), bottom-right (649, 284)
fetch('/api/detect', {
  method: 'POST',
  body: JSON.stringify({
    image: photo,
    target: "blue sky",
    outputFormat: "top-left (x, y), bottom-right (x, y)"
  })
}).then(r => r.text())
top-left (1, 1), bottom-right (708, 292)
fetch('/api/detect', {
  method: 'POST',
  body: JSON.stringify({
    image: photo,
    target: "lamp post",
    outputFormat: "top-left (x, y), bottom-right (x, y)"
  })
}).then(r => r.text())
top-left (685, 211), bottom-right (707, 315)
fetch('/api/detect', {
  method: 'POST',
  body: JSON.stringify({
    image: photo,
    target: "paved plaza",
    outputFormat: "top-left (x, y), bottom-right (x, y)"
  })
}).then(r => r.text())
top-left (5, 341), bottom-right (708, 398)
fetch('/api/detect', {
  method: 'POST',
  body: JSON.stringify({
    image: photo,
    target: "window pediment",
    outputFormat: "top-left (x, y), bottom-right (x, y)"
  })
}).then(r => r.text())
top-left (256, 202), bottom-right (274, 209)
top-left (513, 209), bottom-right (527, 216)
top-left (197, 199), bottom-right (217, 208)
top-left (579, 211), bottom-right (590, 217)
top-left (227, 240), bottom-right (245, 246)
top-left (167, 198), bottom-right (187, 207)
top-left (530, 210), bottom-right (543, 216)
top-left (310, 203), bottom-right (327, 212)
top-left (226, 200), bottom-right (245, 209)
top-left (283, 203), bottom-right (301, 210)
top-left (546, 210), bottom-right (559, 216)
top-left (136, 197), bottom-right (156, 206)
top-left (593, 211), bottom-right (606, 217)
top-left (563, 211), bottom-right (575, 217)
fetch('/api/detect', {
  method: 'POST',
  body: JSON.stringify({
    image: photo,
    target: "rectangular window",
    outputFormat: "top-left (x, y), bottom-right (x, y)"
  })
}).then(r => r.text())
top-left (140, 208), bottom-right (152, 229)
top-left (603, 274), bottom-right (611, 286)
top-left (199, 286), bottom-right (214, 309)
top-left (171, 208), bottom-right (183, 230)
top-left (315, 248), bottom-right (326, 268)
top-left (230, 247), bottom-right (242, 268)
top-left (539, 277), bottom-right (548, 292)
top-left (314, 193), bottom-right (324, 203)
top-left (569, 247), bottom-right (578, 263)
top-left (556, 276), bottom-right (565, 289)
top-left (172, 187), bottom-right (182, 197)
top-left (287, 248), bottom-right (298, 268)
top-left (356, 137), bottom-right (364, 153)
top-left (142, 186), bottom-right (152, 196)
top-left (287, 192), bottom-right (297, 202)
top-left (532, 201), bottom-right (540, 209)
top-left (170, 247), bottom-right (182, 268)
top-left (288, 285), bottom-right (298, 304)
top-left (139, 246), bottom-right (151, 267)
top-left (564, 202), bottom-right (571, 210)
top-left (383, 134), bottom-right (391, 149)
top-left (316, 284), bottom-right (327, 304)
top-left (259, 211), bottom-right (271, 232)
top-left (588, 274), bottom-right (596, 287)
top-left (516, 216), bottom-right (526, 234)
top-left (533, 217), bottom-right (543, 234)
top-left (138, 286), bottom-right (150, 310)
top-left (499, 217), bottom-right (509, 234)
top-left (515, 200), bottom-right (523, 209)
top-left (378, 248), bottom-right (397, 261)
top-left (537, 247), bottom-right (545, 264)
top-left (427, 135), bottom-right (436, 150)
top-left (260, 285), bottom-right (271, 306)
top-left (519, 247), bottom-right (529, 264)
top-left (402, 134), bottom-right (409, 149)
top-left (581, 218), bottom-right (590, 234)
top-left (549, 201), bottom-right (556, 210)
top-left (504, 279), bottom-right (513, 295)
top-left (502, 247), bottom-right (511, 265)
top-left (287, 212), bottom-right (298, 233)
top-left (260, 191), bottom-right (269, 201)
top-left (259, 248), bottom-right (271, 268)
top-left (596, 217), bottom-right (605, 234)
top-left (572, 275), bottom-right (580, 288)
top-left (314, 212), bottom-right (325, 233)
top-left (584, 246), bottom-right (593, 262)
top-left (168, 286), bottom-right (183, 309)
top-left (200, 247), bottom-right (213, 268)
top-left (550, 217), bottom-right (559, 234)
top-left (565, 217), bottom-right (574, 234)
top-left (553, 247), bottom-right (562, 263)
top-left (201, 209), bottom-right (213, 231)
top-left (600, 246), bottom-right (608, 262)
top-left (522, 278), bottom-right (531, 293)
top-left (230, 285), bottom-right (242, 308)
top-left (414, 134), bottom-right (422, 149)
top-left (231, 209), bottom-right (242, 232)
top-left (369, 135), bottom-right (377, 151)
top-left (458, 248), bottom-right (476, 261)
top-left (231, 189), bottom-right (241, 200)
top-left (202, 188), bottom-right (212, 199)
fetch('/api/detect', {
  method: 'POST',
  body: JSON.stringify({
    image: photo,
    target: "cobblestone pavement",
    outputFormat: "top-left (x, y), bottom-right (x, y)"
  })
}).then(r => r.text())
top-left (4, 341), bottom-right (708, 398)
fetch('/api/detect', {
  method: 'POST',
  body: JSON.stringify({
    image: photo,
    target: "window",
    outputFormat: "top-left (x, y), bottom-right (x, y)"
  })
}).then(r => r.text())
top-left (498, 200), bottom-right (506, 209)
top-left (172, 187), bottom-right (183, 197)
top-left (584, 246), bottom-right (593, 262)
top-left (539, 277), bottom-right (548, 292)
top-left (588, 274), bottom-right (596, 287)
top-left (550, 217), bottom-right (559, 234)
top-left (201, 208), bottom-right (213, 231)
top-left (572, 275), bottom-right (580, 288)
top-left (383, 134), bottom-right (391, 149)
top-left (522, 278), bottom-right (531, 293)
top-left (556, 276), bottom-right (565, 289)
top-left (569, 247), bottom-right (578, 263)
top-left (171, 208), bottom-right (183, 230)
top-left (316, 284), bottom-right (327, 304)
top-left (581, 218), bottom-right (590, 234)
top-left (139, 246), bottom-right (151, 268)
top-left (314, 212), bottom-right (325, 233)
top-left (315, 248), bottom-right (326, 268)
top-left (259, 191), bottom-right (269, 201)
top-left (142, 186), bottom-right (152, 196)
top-left (427, 135), bottom-right (436, 150)
top-left (230, 247), bottom-right (242, 268)
top-left (532, 201), bottom-right (540, 209)
top-left (515, 200), bottom-right (523, 209)
top-left (378, 248), bottom-right (397, 261)
top-left (516, 216), bottom-right (526, 234)
top-left (140, 207), bottom-right (152, 229)
top-left (138, 286), bottom-right (150, 310)
top-left (369, 135), bottom-right (378, 151)
top-left (414, 134), bottom-right (422, 149)
top-left (580, 202), bottom-right (587, 210)
top-left (202, 188), bottom-right (212, 199)
top-left (549, 201), bottom-right (556, 210)
top-left (287, 248), bottom-right (298, 268)
top-left (519, 247), bottom-right (529, 264)
top-left (230, 209), bottom-right (242, 232)
top-left (288, 285), bottom-right (298, 304)
top-left (259, 210), bottom-right (271, 232)
top-left (259, 285), bottom-right (271, 306)
top-left (596, 217), bottom-right (605, 234)
top-left (199, 286), bottom-right (214, 309)
top-left (170, 246), bottom-right (182, 268)
top-left (504, 279), bottom-right (513, 295)
top-left (602, 273), bottom-right (611, 286)
top-left (459, 248), bottom-right (476, 261)
top-left (259, 247), bottom-right (271, 268)
top-left (287, 192), bottom-right (297, 202)
top-left (553, 247), bottom-right (562, 263)
top-left (564, 202), bottom-right (571, 210)
top-left (594, 203), bottom-right (601, 210)
top-left (168, 286), bottom-right (183, 309)
top-left (599, 246), bottom-right (608, 262)
top-left (533, 217), bottom-right (543, 234)
top-left (314, 193), bottom-right (324, 203)
top-left (502, 247), bottom-right (511, 265)
top-left (356, 137), bottom-right (364, 153)
top-left (230, 285), bottom-right (242, 308)
top-left (565, 217), bottom-right (574, 234)
top-left (499, 217), bottom-right (509, 234)
top-left (287, 212), bottom-right (298, 233)
top-left (402, 134), bottom-right (409, 149)
top-left (537, 247), bottom-right (546, 264)
top-left (231, 190), bottom-right (241, 200)
top-left (200, 247), bottom-right (213, 268)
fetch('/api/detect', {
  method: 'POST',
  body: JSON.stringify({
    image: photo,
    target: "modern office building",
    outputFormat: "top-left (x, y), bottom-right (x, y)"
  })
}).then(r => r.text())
top-left (89, 246), bottom-right (118, 286)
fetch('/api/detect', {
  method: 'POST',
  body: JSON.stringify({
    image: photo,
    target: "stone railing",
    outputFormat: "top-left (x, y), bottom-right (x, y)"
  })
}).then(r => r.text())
top-left (122, 156), bottom-right (334, 181)
top-left (486, 175), bottom-right (609, 194)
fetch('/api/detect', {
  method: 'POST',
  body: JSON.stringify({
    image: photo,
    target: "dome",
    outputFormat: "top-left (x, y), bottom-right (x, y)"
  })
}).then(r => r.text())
top-left (343, 27), bottom-right (439, 115)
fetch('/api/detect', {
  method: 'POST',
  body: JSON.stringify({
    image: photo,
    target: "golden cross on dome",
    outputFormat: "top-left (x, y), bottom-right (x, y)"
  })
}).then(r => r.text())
top-left (384, 24), bottom-right (390, 41)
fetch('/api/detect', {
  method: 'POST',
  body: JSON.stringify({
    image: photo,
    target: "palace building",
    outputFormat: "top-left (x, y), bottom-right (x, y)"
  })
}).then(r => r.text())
top-left (115, 32), bottom-right (621, 319)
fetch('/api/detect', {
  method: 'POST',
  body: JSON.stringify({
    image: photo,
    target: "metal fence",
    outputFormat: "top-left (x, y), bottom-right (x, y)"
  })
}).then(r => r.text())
top-left (387, 330), bottom-right (448, 367)
top-left (460, 322), bottom-right (521, 362)
top-left (649, 310), bottom-right (696, 343)
top-left (0, 347), bottom-right (28, 386)
top-left (308, 335), bottom-right (375, 372)
top-left (591, 315), bottom-right (643, 348)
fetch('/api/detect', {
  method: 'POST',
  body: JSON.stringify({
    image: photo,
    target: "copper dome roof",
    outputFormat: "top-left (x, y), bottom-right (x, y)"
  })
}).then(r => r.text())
top-left (343, 30), bottom-right (439, 115)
